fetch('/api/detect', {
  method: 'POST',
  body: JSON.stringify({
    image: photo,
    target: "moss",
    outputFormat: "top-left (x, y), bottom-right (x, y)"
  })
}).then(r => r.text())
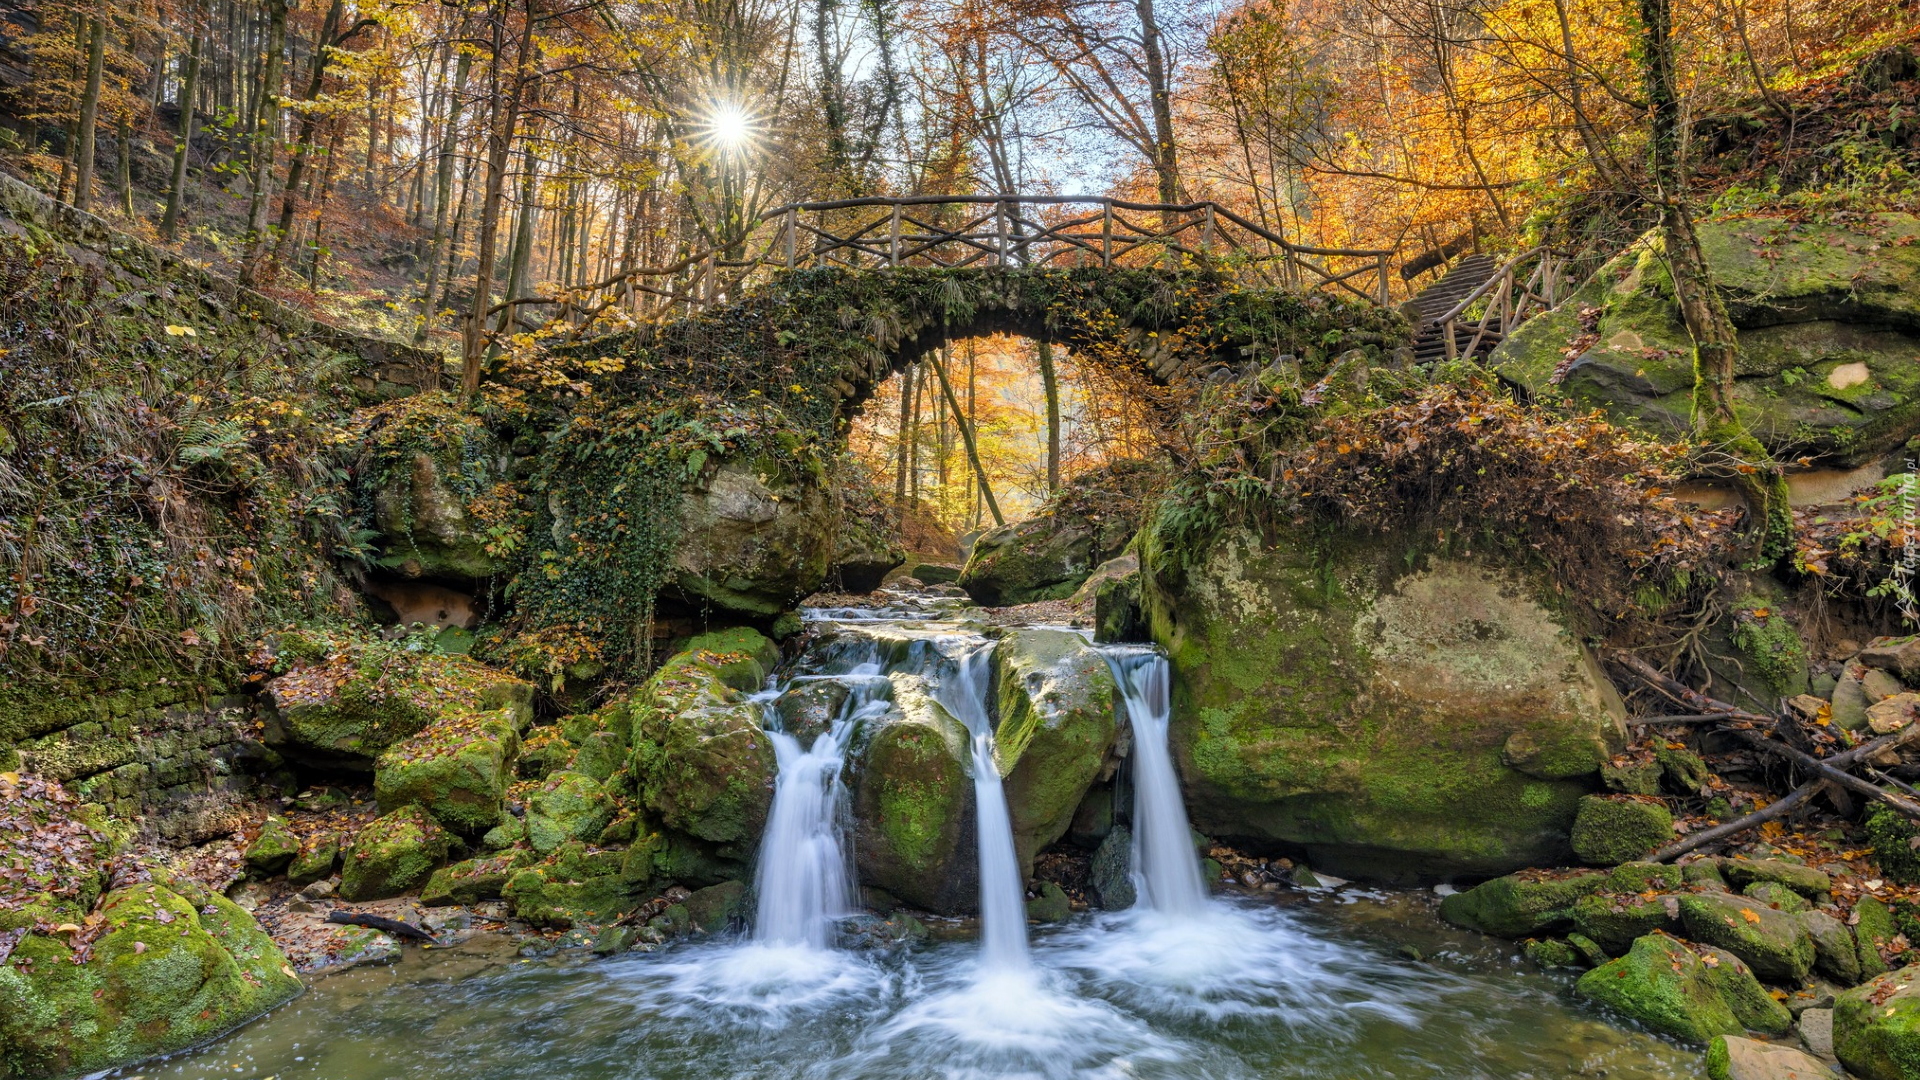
top-left (1698, 946), bottom-right (1794, 1035)
top-left (287, 833), bottom-right (340, 886)
top-left (1836, 967), bottom-right (1920, 1080)
top-left (682, 880), bottom-right (748, 933)
top-left (0, 884), bottom-right (300, 1079)
top-left (1523, 937), bottom-right (1582, 968)
top-left (1438, 870), bottom-right (1607, 937)
top-left (355, 392), bottom-right (514, 582)
top-left (1865, 804), bottom-right (1920, 885)
top-left (374, 695), bottom-right (527, 833)
top-left (1677, 892), bottom-right (1816, 982)
top-left (1857, 894), bottom-right (1899, 979)
top-left (421, 853), bottom-right (525, 907)
top-left (1570, 796), bottom-right (1674, 866)
top-left (851, 674), bottom-right (974, 914)
top-left (992, 629), bottom-right (1118, 875)
top-left (1741, 880), bottom-right (1810, 913)
top-left (523, 770), bottom-right (615, 854)
top-left (243, 816), bottom-right (301, 877)
top-left (1728, 598), bottom-right (1810, 699)
top-left (1575, 934), bottom-right (1744, 1044)
top-left (1571, 891), bottom-right (1681, 955)
top-left (501, 842), bottom-right (637, 928)
top-left (340, 805), bottom-right (451, 901)
top-left (626, 637), bottom-right (777, 846)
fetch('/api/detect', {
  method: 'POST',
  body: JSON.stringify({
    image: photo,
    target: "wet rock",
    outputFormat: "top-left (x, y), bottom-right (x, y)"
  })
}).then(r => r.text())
top-left (340, 805), bottom-right (453, 901)
top-left (1680, 892), bottom-right (1817, 983)
top-left (244, 815), bottom-right (301, 876)
top-left (1091, 558), bottom-right (1147, 644)
top-left (1706, 1034), bottom-right (1838, 1080)
top-left (1571, 796), bottom-right (1674, 866)
top-left (627, 630), bottom-right (780, 848)
top-left (1700, 945), bottom-right (1796, 1036)
top-left (911, 562), bottom-right (963, 585)
top-left (1575, 934), bottom-right (1744, 1044)
top-left (849, 673), bottom-right (975, 914)
top-left (1567, 932), bottom-right (1610, 968)
top-left (422, 852), bottom-right (526, 907)
top-left (994, 629), bottom-right (1118, 876)
top-left (684, 880), bottom-right (749, 933)
top-left (1524, 937), bottom-right (1582, 968)
top-left (1722, 859), bottom-right (1831, 898)
top-left (1859, 636), bottom-right (1920, 681)
top-left (775, 679), bottom-right (852, 746)
top-left (1438, 869), bottom-right (1605, 937)
top-left (1606, 861), bottom-right (1685, 893)
top-left (1835, 966), bottom-right (1920, 1080)
top-left (502, 841), bottom-right (636, 929)
top-left (1832, 671), bottom-right (1871, 732)
top-left (591, 925), bottom-right (646, 955)
top-left (1139, 516), bottom-right (1626, 881)
top-left (1601, 758), bottom-right (1664, 796)
top-left (1745, 880), bottom-right (1813, 914)
top-left (0, 883), bottom-right (301, 1079)
top-left (1026, 881), bottom-right (1073, 922)
top-left (1090, 826), bottom-right (1137, 911)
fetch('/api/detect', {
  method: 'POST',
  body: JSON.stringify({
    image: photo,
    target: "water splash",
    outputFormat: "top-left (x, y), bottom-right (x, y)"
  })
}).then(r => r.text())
top-left (1100, 646), bottom-right (1207, 916)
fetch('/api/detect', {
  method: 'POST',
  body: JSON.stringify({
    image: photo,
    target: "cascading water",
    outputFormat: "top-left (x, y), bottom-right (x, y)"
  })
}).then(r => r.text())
top-left (929, 641), bottom-right (1030, 971)
top-left (1100, 646), bottom-right (1207, 916)
top-left (750, 646), bottom-right (890, 949)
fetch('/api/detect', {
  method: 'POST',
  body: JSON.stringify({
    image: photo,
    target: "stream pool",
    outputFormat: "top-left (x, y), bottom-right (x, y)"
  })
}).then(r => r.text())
top-left (111, 892), bottom-right (1704, 1080)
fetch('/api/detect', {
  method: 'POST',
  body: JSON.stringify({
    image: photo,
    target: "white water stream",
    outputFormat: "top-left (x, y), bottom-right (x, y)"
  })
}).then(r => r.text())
top-left (929, 640), bottom-right (1031, 971)
top-left (1099, 646), bottom-right (1208, 916)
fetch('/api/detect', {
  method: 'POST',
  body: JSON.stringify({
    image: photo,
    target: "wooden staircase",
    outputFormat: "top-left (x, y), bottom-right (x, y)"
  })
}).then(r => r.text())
top-left (1408, 254), bottom-right (1501, 364)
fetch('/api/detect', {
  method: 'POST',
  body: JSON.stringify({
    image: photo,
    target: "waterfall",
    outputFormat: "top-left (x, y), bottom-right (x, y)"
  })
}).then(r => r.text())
top-left (750, 654), bottom-right (886, 949)
top-left (1102, 647), bottom-right (1208, 916)
top-left (932, 641), bottom-right (1031, 971)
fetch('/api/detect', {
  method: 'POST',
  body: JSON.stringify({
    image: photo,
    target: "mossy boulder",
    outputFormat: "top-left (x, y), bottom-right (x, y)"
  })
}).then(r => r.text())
top-left (1439, 869), bottom-right (1606, 937)
top-left (1089, 825), bottom-right (1137, 910)
top-left (992, 629), bottom-right (1118, 876)
top-left (773, 679), bottom-right (852, 746)
top-left (1140, 517), bottom-right (1626, 881)
top-left (627, 631), bottom-right (779, 848)
top-left (522, 770), bottom-right (616, 854)
top-left (1697, 945), bottom-right (1794, 1036)
top-left (1571, 890), bottom-right (1683, 956)
top-left (1679, 892), bottom-right (1817, 983)
top-left (373, 685), bottom-right (531, 833)
top-left (1575, 934), bottom-right (1747, 1044)
top-left (243, 816), bottom-right (301, 877)
top-left (1856, 895), bottom-right (1899, 979)
top-left (287, 833), bottom-right (339, 887)
top-left (683, 880), bottom-right (749, 933)
top-left (1836, 966), bottom-right (1920, 1080)
top-left (958, 478), bottom-right (1141, 607)
top-left (1493, 214), bottom-right (1920, 470)
top-left (1804, 909), bottom-right (1863, 986)
top-left (339, 805), bottom-right (452, 902)
top-left (1706, 1035), bottom-right (1834, 1080)
top-left (0, 883), bottom-right (301, 1079)
top-left (262, 636), bottom-right (533, 770)
top-left (500, 841), bottom-right (636, 928)
top-left (421, 853), bottom-right (525, 907)
top-left (1571, 796), bottom-right (1675, 866)
top-left (356, 393), bottom-right (512, 583)
top-left (850, 672), bottom-right (975, 914)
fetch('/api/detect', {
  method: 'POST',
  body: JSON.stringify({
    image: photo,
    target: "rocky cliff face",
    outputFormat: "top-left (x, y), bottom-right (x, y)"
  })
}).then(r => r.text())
top-left (1139, 512), bottom-right (1625, 881)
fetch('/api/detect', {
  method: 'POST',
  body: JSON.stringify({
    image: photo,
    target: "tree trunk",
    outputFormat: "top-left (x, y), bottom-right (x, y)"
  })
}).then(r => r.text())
top-left (73, 15), bottom-right (108, 213)
top-left (1038, 339), bottom-right (1061, 493)
top-left (460, 3), bottom-right (538, 395)
top-left (161, 34), bottom-right (203, 240)
top-left (116, 112), bottom-right (134, 218)
top-left (239, 0), bottom-right (289, 285)
top-left (894, 361), bottom-right (915, 511)
top-left (490, 140), bottom-right (543, 349)
top-left (266, 0), bottom-right (347, 281)
top-left (417, 49), bottom-right (473, 343)
top-left (1135, 0), bottom-right (1180, 205)
top-left (1639, 0), bottom-right (1790, 554)
top-left (929, 350), bottom-right (1004, 527)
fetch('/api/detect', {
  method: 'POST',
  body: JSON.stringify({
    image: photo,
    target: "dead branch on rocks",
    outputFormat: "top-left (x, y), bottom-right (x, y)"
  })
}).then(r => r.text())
top-left (325, 910), bottom-right (439, 943)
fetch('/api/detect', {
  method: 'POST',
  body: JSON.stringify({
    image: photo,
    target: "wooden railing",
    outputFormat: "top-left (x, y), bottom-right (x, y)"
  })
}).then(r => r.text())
top-left (504, 196), bottom-right (1397, 328)
top-left (1431, 248), bottom-right (1572, 361)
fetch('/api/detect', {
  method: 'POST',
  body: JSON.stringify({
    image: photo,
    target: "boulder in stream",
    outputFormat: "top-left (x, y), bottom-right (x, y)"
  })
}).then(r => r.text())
top-left (626, 629), bottom-right (780, 849)
top-left (1836, 966), bottom-right (1920, 1080)
top-left (993, 629), bottom-right (1119, 877)
top-left (849, 672), bottom-right (977, 914)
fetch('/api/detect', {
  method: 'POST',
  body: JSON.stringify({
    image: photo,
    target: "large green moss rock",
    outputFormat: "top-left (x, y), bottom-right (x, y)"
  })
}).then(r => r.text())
top-left (373, 686), bottom-right (530, 833)
top-left (1571, 890), bottom-right (1682, 956)
top-left (501, 842), bottom-right (636, 929)
top-left (992, 629), bottom-right (1117, 876)
top-left (1836, 966), bottom-right (1920, 1080)
top-left (1721, 858), bottom-right (1831, 898)
top-left (850, 672), bottom-right (976, 914)
top-left (1679, 892), bottom-right (1816, 983)
top-left (1571, 795), bottom-right (1675, 866)
top-left (1574, 934), bottom-right (1745, 1044)
top-left (957, 462), bottom-right (1150, 606)
top-left (1438, 869), bottom-right (1606, 937)
top-left (0, 883), bottom-right (301, 1079)
top-left (627, 631), bottom-right (779, 848)
top-left (263, 636), bottom-right (533, 770)
top-left (421, 852), bottom-right (526, 907)
top-left (523, 770), bottom-right (615, 854)
top-left (1493, 213), bottom-right (1920, 469)
top-left (1140, 517), bottom-right (1625, 881)
top-left (340, 805), bottom-right (452, 902)
top-left (1697, 946), bottom-right (1794, 1036)
top-left (683, 880), bottom-right (749, 933)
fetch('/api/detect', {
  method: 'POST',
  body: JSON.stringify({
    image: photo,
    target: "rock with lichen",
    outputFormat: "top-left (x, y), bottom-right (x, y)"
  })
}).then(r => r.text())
top-left (339, 805), bottom-right (452, 902)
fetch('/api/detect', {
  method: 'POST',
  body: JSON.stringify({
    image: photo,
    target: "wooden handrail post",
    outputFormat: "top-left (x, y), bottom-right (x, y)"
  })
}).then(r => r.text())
top-left (889, 204), bottom-right (901, 267)
top-left (784, 208), bottom-right (796, 269)
top-left (995, 199), bottom-right (1008, 267)
top-left (1376, 254), bottom-right (1390, 305)
top-left (1201, 203), bottom-right (1215, 262)
top-left (1102, 202), bottom-right (1113, 268)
